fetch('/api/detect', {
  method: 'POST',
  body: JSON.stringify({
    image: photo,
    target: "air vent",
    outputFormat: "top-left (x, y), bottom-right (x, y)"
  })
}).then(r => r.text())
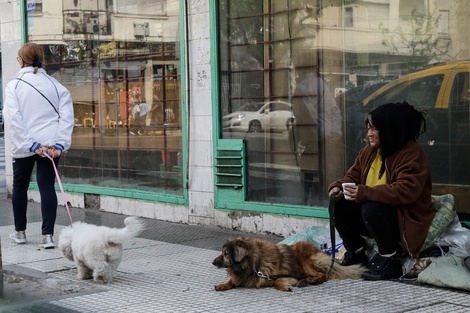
top-left (216, 150), bottom-right (243, 188)
top-left (215, 139), bottom-right (246, 203)
top-left (134, 22), bottom-right (149, 37)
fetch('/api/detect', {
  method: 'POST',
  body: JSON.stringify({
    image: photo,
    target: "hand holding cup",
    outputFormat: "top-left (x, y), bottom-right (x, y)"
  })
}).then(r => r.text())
top-left (342, 182), bottom-right (357, 200)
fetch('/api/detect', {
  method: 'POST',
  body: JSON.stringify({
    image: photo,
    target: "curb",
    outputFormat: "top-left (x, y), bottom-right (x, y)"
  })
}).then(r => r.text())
top-left (3, 264), bottom-right (101, 294)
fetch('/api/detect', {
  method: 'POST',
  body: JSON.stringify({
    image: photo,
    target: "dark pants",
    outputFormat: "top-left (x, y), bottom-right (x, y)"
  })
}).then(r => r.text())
top-left (334, 199), bottom-right (401, 255)
top-left (12, 154), bottom-right (59, 235)
top-left (137, 114), bottom-right (146, 132)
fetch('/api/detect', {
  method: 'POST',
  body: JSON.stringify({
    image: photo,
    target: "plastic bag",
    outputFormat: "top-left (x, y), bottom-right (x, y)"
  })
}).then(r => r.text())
top-left (435, 217), bottom-right (470, 258)
top-left (417, 255), bottom-right (470, 291)
top-left (279, 224), bottom-right (343, 256)
top-left (403, 216), bottom-right (470, 277)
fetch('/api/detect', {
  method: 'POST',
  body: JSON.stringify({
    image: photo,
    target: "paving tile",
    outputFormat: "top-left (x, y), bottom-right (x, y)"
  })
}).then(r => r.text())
top-left (1, 202), bottom-right (469, 312)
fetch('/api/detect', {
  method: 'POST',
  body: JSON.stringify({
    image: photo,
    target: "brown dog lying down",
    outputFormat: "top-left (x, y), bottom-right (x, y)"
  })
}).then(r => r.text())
top-left (212, 237), bottom-right (365, 291)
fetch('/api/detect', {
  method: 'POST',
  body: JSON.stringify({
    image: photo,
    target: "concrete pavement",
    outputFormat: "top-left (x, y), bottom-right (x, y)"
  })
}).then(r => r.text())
top-left (1, 205), bottom-right (470, 312)
top-left (0, 141), bottom-right (469, 312)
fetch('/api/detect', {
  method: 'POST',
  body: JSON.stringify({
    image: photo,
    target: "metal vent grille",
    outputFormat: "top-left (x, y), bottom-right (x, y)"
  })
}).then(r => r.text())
top-left (214, 139), bottom-right (246, 203)
top-left (215, 149), bottom-right (243, 189)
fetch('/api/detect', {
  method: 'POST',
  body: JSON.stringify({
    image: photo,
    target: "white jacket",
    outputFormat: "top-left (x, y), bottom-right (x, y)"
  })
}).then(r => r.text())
top-left (4, 67), bottom-right (74, 158)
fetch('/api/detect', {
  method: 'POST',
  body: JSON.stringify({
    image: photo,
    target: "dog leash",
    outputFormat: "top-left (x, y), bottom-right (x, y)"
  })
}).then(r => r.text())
top-left (255, 270), bottom-right (313, 281)
top-left (44, 152), bottom-right (73, 224)
top-left (327, 194), bottom-right (336, 274)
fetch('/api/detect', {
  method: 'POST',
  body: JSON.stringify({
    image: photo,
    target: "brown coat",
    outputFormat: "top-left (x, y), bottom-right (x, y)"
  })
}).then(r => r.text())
top-left (328, 140), bottom-right (436, 258)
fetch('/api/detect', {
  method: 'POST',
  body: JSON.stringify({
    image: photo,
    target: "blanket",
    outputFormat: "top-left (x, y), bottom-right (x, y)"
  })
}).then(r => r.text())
top-left (417, 255), bottom-right (470, 291)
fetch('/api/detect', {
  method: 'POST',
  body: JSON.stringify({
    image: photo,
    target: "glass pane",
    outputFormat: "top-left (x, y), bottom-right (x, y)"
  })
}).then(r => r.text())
top-left (447, 72), bottom-right (470, 185)
top-left (219, 0), bottom-right (344, 206)
top-left (218, 0), bottom-right (470, 212)
top-left (27, 0), bottom-right (183, 195)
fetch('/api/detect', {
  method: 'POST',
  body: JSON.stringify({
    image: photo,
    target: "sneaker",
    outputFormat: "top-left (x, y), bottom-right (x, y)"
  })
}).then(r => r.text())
top-left (137, 130), bottom-right (143, 135)
top-left (10, 231), bottom-right (27, 244)
top-left (40, 234), bottom-right (55, 249)
top-left (362, 253), bottom-right (402, 280)
top-left (129, 131), bottom-right (136, 135)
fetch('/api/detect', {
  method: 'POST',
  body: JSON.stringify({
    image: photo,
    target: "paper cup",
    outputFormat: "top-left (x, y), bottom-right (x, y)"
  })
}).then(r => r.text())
top-left (342, 183), bottom-right (356, 200)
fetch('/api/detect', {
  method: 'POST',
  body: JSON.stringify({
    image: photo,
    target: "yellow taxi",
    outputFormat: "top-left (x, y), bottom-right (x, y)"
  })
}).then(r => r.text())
top-left (345, 61), bottom-right (470, 215)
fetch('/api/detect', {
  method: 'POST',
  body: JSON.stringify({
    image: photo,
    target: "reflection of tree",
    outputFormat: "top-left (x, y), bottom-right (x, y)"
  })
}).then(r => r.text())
top-left (379, 7), bottom-right (451, 66)
top-left (97, 41), bottom-right (118, 58)
top-left (46, 41), bottom-right (156, 61)
top-left (47, 40), bottom-right (97, 62)
top-left (219, 0), bottom-right (359, 71)
top-left (218, 0), bottom-right (263, 71)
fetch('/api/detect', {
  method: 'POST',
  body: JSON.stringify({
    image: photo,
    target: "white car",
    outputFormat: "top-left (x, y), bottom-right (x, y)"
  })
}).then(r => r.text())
top-left (222, 101), bottom-right (292, 133)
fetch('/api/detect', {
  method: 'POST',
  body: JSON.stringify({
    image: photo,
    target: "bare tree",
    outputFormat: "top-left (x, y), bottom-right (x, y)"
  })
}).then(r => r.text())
top-left (379, 6), bottom-right (451, 69)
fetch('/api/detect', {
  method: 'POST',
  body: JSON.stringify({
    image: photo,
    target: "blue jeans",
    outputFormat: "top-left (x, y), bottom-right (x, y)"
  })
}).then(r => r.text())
top-left (12, 154), bottom-right (59, 235)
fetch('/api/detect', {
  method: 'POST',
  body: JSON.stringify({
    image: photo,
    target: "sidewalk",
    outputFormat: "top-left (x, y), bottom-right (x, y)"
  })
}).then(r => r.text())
top-left (1, 199), bottom-right (469, 313)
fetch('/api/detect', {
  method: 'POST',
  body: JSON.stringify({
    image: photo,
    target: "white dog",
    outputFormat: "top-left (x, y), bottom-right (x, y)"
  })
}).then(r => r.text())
top-left (58, 216), bottom-right (145, 284)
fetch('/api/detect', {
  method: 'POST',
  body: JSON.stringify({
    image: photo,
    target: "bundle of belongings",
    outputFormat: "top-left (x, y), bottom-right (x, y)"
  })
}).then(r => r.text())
top-left (404, 194), bottom-right (470, 291)
top-left (280, 194), bottom-right (470, 291)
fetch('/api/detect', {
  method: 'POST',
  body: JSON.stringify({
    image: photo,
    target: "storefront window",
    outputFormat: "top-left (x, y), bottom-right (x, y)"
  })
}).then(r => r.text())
top-left (26, 0), bottom-right (183, 196)
top-left (218, 0), bottom-right (470, 213)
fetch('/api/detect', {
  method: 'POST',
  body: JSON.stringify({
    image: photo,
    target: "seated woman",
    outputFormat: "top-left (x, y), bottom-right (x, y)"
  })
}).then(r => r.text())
top-left (328, 101), bottom-right (436, 281)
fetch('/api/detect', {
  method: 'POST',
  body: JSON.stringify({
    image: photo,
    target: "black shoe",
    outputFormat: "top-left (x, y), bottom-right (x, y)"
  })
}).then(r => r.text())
top-left (362, 253), bottom-right (402, 280)
top-left (341, 249), bottom-right (368, 266)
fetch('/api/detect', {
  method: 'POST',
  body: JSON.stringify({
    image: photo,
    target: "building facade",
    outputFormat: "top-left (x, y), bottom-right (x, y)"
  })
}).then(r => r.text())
top-left (1, 0), bottom-right (469, 236)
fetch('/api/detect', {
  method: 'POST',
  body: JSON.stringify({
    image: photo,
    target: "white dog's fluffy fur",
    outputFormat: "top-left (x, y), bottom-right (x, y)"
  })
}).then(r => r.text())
top-left (58, 216), bottom-right (145, 283)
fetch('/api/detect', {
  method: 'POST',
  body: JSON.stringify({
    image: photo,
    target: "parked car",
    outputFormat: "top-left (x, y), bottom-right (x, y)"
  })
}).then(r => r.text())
top-left (344, 61), bottom-right (470, 215)
top-left (222, 101), bottom-right (292, 133)
top-left (335, 81), bottom-right (391, 110)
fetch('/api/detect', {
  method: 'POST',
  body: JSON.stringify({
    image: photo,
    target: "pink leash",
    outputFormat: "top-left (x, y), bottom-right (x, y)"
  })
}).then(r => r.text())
top-left (44, 153), bottom-right (73, 224)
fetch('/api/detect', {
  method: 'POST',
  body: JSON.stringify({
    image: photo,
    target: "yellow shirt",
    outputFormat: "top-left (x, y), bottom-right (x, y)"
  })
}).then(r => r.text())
top-left (366, 151), bottom-right (387, 186)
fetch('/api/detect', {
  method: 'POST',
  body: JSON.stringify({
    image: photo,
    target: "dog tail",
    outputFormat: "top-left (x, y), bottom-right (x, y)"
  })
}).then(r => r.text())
top-left (108, 216), bottom-right (146, 243)
top-left (315, 252), bottom-right (366, 280)
top-left (123, 216), bottom-right (146, 237)
top-left (293, 241), bottom-right (366, 280)
top-left (328, 261), bottom-right (366, 280)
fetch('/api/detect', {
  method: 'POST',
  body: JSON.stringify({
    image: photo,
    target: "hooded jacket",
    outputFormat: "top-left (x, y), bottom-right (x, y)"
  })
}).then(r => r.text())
top-left (4, 67), bottom-right (74, 158)
top-left (328, 140), bottom-right (436, 258)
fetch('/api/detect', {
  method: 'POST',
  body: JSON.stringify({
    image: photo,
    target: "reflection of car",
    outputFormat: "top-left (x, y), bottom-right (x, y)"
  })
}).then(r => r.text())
top-left (222, 101), bottom-right (292, 133)
top-left (345, 61), bottom-right (470, 214)
top-left (335, 81), bottom-right (391, 110)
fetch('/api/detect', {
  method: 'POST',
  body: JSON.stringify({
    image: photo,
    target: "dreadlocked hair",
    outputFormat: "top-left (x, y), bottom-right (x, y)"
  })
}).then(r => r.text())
top-left (365, 101), bottom-right (427, 179)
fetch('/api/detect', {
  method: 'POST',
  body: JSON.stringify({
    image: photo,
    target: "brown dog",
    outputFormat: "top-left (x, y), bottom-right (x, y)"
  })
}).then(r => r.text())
top-left (212, 237), bottom-right (365, 291)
